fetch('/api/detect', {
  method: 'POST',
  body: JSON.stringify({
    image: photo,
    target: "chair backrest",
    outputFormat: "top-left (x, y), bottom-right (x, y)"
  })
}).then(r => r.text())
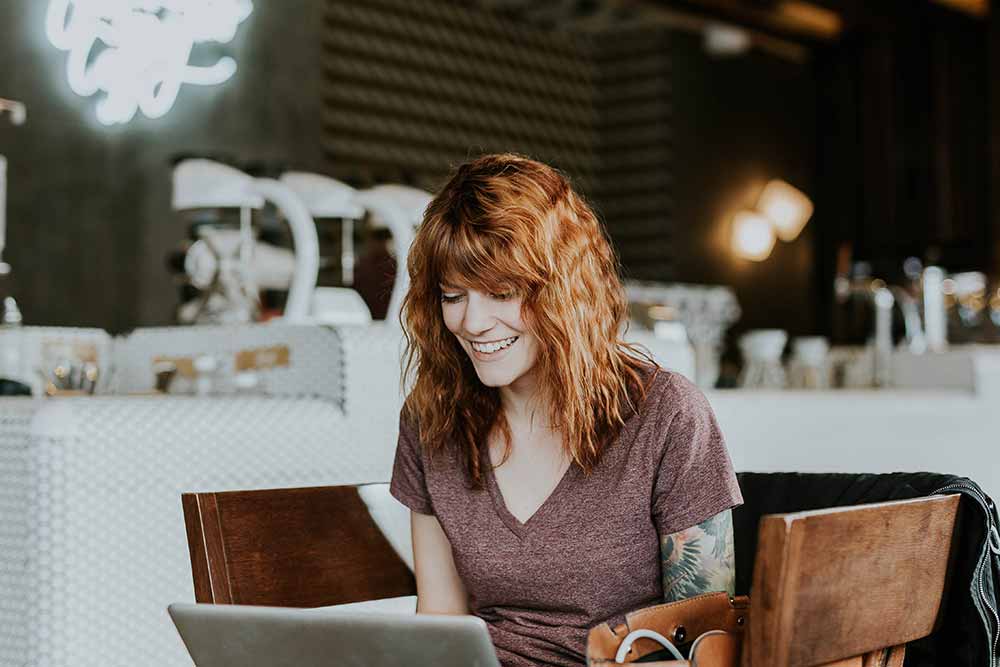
top-left (181, 485), bottom-right (415, 607)
top-left (748, 493), bottom-right (961, 667)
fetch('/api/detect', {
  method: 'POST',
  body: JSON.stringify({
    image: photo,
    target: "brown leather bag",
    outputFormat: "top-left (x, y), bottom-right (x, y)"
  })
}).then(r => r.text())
top-left (586, 592), bottom-right (749, 667)
top-left (586, 592), bottom-right (906, 667)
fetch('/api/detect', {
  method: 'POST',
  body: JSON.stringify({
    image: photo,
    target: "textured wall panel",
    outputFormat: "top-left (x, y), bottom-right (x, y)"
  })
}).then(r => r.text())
top-left (322, 0), bottom-right (598, 192)
top-left (593, 25), bottom-right (674, 280)
top-left (321, 0), bottom-right (673, 280)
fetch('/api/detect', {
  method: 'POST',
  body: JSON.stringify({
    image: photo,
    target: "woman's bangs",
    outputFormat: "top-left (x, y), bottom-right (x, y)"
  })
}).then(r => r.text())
top-left (434, 223), bottom-right (529, 294)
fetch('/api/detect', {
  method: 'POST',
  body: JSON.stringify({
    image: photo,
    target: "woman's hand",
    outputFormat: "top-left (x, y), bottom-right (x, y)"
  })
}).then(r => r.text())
top-left (660, 509), bottom-right (735, 602)
top-left (411, 510), bottom-right (471, 615)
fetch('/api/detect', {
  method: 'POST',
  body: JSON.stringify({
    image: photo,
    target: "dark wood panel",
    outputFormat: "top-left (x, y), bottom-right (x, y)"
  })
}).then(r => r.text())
top-left (818, 2), bottom-right (990, 287)
top-left (991, 0), bottom-right (1000, 276)
top-left (182, 485), bottom-right (416, 608)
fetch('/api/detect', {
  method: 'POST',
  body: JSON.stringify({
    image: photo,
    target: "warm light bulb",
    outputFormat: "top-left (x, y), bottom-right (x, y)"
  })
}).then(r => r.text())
top-left (732, 210), bottom-right (775, 261)
top-left (758, 179), bottom-right (813, 242)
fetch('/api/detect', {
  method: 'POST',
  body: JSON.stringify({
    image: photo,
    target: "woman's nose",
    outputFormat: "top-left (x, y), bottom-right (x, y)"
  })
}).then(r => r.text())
top-left (462, 292), bottom-right (495, 334)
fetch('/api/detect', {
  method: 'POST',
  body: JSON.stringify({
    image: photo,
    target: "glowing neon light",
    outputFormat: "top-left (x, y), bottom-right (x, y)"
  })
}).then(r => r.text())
top-left (45, 0), bottom-right (253, 126)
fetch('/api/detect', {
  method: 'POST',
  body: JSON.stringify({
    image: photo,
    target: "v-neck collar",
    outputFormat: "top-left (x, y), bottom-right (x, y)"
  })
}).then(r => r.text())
top-left (484, 457), bottom-right (577, 540)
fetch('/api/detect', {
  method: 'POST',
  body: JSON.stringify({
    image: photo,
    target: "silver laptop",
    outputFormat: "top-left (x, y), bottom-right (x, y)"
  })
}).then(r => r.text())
top-left (168, 602), bottom-right (501, 667)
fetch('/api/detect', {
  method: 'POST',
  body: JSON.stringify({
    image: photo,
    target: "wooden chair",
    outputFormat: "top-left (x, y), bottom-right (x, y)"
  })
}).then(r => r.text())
top-left (183, 486), bottom-right (962, 666)
top-left (181, 485), bottom-right (415, 608)
top-left (588, 494), bottom-right (962, 666)
top-left (746, 493), bottom-right (962, 667)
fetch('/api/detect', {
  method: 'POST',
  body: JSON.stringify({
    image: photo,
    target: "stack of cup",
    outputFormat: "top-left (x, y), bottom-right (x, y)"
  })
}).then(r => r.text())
top-left (738, 329), bottom-right (788, 389)
top-left (788, 336), bottom-right (831, 390)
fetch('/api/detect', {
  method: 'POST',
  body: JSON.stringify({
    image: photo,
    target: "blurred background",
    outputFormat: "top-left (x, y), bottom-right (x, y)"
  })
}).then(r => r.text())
top-left (2, 0), bottom-right (997, 359)
top-left (2, 4), bottom-right (1000, 666)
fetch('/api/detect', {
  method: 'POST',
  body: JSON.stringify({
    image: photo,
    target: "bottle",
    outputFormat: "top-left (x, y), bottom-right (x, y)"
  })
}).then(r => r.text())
top-left (922, 267), bottom-right (948, 352)
top-left (0, 296), bottom-right (30, 395)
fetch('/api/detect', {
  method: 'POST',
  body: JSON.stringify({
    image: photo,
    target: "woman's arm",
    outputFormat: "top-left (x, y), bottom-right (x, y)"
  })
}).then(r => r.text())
top-left (411, 510), bottom-right (470, 614)
top-left (660, 509), bottom-right (735, 602)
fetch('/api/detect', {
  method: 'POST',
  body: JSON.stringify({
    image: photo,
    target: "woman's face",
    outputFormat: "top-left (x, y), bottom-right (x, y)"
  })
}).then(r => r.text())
top-left (439, 284), bottom-right (540, 391)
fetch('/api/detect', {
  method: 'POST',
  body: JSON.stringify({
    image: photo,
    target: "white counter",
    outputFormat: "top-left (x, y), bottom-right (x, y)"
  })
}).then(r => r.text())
top-left (0, 396), bottom-right (389, 667)
top-left (708, 388), bottom-right (1000, 500)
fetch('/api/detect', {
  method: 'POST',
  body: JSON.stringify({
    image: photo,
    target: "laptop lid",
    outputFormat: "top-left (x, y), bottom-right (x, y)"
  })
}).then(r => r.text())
top-left (168, 602), bottom-right (501, 667)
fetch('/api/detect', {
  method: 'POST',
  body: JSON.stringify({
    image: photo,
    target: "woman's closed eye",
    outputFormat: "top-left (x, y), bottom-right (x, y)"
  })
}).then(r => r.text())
top-left (439, 289), bottom-right (515, 303)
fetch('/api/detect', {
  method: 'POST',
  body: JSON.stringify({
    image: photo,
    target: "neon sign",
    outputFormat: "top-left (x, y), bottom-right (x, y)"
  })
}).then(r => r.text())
top-left (45, 0), bottom-right (253, 126)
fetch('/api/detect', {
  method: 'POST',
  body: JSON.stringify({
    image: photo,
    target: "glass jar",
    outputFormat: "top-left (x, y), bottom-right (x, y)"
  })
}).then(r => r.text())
top-left (788, 336), bottom-right (831, 390)
top-left (738, 329), bottom-right (788, 389)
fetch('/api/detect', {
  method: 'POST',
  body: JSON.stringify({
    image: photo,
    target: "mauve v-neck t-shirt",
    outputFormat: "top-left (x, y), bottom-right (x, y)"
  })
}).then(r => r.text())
top-left (389, 368), bottom-right (743, 667)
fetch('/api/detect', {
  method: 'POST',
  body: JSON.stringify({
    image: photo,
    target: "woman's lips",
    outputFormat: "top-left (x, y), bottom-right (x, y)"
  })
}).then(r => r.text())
top-left (468, 336), bottom-right (519, 362)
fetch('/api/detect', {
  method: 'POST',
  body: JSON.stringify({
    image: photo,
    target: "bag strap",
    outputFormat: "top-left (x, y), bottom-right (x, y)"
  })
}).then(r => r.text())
top-left (626, 593), bottom-right (749, 643)
top-left (587, 592), bottom-right (749, 665)
top-left (615, 629), bottom-right (684, 662)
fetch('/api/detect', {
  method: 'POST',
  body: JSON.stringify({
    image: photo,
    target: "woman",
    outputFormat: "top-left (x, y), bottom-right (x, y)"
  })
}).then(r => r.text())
top-left (390, 154), bottom-right (742, 667)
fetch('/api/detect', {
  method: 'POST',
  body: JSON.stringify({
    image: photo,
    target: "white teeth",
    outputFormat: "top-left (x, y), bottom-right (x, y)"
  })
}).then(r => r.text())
top-left (471, 336), bottom-right (518, 354)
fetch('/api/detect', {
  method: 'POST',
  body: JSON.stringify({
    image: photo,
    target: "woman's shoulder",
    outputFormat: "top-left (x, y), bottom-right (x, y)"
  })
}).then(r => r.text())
top-left (616, 367), bottom-right (729, 479)
top-left (629, 365), bottom-right (719, 448)
top-left (397, 404), bottom-right (423, 450)
top-left (638, 365), bottom-right (708, 415)
top-left (396, 404), bottom-right (456, 464)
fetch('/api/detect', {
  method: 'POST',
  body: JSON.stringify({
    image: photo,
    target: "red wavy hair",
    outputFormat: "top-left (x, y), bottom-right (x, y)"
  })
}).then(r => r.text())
top-left (401, 153), bottom-right (655, 488)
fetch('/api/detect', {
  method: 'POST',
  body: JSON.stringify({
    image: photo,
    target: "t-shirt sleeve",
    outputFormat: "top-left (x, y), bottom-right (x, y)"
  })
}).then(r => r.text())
top-left (389, 411), bottom-right (435, 515)
top-left (651, 375), bottom-right (743, 536)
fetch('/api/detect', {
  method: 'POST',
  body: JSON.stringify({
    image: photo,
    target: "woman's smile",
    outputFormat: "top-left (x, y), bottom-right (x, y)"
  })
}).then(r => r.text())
top-left (468, 335), bottom-right (520, 359)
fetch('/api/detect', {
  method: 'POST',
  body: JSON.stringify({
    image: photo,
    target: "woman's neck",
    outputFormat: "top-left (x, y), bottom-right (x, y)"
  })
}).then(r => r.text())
top-left (499, 376), bottom-right (551, 433)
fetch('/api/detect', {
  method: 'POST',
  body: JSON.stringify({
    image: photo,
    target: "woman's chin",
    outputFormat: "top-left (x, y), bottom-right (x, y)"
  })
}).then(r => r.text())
top-left (473, 367), bottom-right (516, 388)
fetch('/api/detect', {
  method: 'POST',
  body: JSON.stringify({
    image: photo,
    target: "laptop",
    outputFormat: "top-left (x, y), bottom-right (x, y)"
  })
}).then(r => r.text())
top-left (167, 602), bottom-right (502, 667)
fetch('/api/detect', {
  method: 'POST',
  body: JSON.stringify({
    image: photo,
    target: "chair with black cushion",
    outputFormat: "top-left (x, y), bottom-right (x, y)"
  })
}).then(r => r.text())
top-left (735, 472), bottom-right (997, 667)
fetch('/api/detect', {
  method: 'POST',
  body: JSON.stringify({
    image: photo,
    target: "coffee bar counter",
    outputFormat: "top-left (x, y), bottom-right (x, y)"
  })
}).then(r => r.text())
top-left (4, 383), bottom-right (996, 667)
top-left (709, 388), bottom-right (1000, 501)
top-left (0, 395), bottom-right (394, 667)
top-left (0, 323), bottom-right (410, 667)
top-left (710, 343), bottom-right (1000, 500)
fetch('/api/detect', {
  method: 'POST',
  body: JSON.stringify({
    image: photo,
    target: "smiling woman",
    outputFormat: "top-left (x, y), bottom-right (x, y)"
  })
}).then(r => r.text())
top-left (391, 154), bottom-right (742, 667)
top-left (401, 154), bottom-right (650, 484)
top-left (438, 286), bottom-right (538, 390)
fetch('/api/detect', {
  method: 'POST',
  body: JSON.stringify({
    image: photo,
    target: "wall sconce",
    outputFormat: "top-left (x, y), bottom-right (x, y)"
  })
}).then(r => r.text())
top-left (757, 179), bottom-right (814, 241)
top-left (732, 210), bottom-right (776, 262)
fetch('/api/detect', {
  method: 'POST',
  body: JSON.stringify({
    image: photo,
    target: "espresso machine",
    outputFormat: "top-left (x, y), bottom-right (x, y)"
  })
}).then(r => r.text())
top-left (170, 159), bottom-right (431, 325)
top-left (170, 159), bottom-right (324, 324)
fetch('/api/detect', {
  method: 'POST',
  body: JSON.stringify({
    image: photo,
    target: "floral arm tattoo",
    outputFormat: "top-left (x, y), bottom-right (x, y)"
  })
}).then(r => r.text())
top-left (660, 509), bottom-right (735, 602)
